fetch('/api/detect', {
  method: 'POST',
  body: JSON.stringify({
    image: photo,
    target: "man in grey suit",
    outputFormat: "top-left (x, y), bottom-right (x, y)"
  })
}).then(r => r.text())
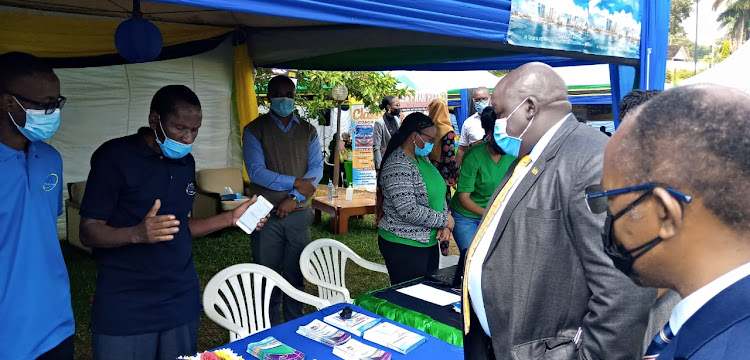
top-left (461, 62), bottom-right (655, 359)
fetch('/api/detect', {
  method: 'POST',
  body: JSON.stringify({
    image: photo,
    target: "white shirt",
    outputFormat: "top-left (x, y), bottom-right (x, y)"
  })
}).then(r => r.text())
top-left (668, 261), bottom-right (750, 335)
top-left (468, 114), bottom-right (570, 335)
top-left (459, 113), bottom-right (484, 146)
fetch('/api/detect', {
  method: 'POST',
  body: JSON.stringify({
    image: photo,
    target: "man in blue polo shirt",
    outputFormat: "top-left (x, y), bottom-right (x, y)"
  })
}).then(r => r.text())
top-left (80, 85), bottom-right (264, 360)
top-left (0, 52), bottom-right (74, 359)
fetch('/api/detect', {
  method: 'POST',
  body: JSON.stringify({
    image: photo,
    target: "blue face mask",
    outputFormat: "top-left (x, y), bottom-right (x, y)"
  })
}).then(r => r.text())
top-left (270, 97), bottom-right (295, 117)
top-left (494, 97), bottom-right (534, 157)
top-left (154, 119), bottom-right (193, 159)
top-left (414, 133), bottom-right (434, 157)
top-left (8, 96), bottom-right (61, 142)
top-left (474, 100), bottom-right (489, 113)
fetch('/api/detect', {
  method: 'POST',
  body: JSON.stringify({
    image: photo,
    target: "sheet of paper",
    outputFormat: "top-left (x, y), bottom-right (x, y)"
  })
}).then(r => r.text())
top-left (396, 283), bottom-right (461, 306)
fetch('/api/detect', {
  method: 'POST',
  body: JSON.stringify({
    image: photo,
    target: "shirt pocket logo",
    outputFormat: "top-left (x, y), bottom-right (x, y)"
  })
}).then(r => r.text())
top-left (186, 182), bottom-right (196, 196)
top-left (43, 173), bottom-right (59, 192)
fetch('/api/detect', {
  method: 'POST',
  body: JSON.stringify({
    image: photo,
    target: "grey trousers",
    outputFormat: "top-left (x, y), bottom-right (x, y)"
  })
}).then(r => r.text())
top-left (250, 208), bottom-right (313, 326)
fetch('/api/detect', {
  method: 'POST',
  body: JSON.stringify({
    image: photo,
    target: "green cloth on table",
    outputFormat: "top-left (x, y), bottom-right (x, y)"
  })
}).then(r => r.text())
top-left (450, 144), bottom-right (515, 219)
top-left (380, 156), bottom-right (446, 247)
top-left (354, 293), bottom-right (463, 347)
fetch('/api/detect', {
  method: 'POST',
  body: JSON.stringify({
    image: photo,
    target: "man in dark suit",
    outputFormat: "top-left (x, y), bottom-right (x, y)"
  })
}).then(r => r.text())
top-left (597, 84), bottom-right (750, 359)
top-left (462, 62), bottom-right (654, 359)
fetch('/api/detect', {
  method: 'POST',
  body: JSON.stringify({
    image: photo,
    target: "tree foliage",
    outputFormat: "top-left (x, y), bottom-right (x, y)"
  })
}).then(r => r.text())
top-left (716, 0), bottom-right (750, 47)
top-left (670, 0), bottom-right (694, 36)
top-left (255, 69), bottom-right (414, 124)
top-left (666, 68), bottom-right (706, 83)
top-left (720, 39), bottom-right (732, 60)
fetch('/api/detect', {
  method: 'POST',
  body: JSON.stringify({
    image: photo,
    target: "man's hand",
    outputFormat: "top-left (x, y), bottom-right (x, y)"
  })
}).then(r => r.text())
top-left (275, 197), bottom-right (297, 219)
top-left (229, 195), bottom-right (269, 231)
top-left (447, 211), bottom-right (455, 231)
top-left (136, 199), bottom-right (179, 243)
top-left (293, 178), bottom-right (317, 198)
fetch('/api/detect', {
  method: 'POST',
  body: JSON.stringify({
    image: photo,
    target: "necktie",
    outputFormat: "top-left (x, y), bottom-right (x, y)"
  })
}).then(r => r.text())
top-left (642, 322), bottom-right (674, 359)
top-left (462, 155), bottom-right (532, 334)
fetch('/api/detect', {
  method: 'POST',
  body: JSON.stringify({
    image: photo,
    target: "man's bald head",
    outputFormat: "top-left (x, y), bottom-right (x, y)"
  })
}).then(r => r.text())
top-left (490, 62), bottom-right (572, 156)
top-left (494, 62), bottom-right (568, 106)
top-left (619, 84), bottom-right (750, 232)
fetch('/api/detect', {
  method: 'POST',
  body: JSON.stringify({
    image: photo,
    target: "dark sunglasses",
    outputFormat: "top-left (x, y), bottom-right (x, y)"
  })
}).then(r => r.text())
top-left (584, 183), bottom-right (692, 215)
top-left (11, 93), bottom-right (67, 115)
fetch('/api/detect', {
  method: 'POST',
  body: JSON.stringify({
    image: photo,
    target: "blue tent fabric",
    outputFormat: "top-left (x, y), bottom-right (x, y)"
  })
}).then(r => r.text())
top-left (154, 0), bottom-right (512, 42)
top-left (609, 64), bottom-right (637, 126)
top-left (639, 0), bottom-right (670, 92)
top-left (608, 0), bottom-right (669, 128)
top-left (569, 95), bottom-right (612, 105)
top-left (456, 88), bottom-right (470, 131)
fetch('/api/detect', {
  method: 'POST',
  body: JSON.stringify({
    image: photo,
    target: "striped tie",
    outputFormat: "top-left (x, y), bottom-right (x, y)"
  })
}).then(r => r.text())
top-left (642, 322), bottom-right (674, 359)
top-left (462, 155), bottom-right (532, 334)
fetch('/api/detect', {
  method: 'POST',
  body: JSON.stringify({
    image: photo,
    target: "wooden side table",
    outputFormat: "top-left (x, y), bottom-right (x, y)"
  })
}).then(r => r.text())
top-left (311, 192), bottom-right (376, 235)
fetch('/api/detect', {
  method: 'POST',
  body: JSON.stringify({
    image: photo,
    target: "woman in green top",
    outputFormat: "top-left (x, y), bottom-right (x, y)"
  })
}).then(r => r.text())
top-left (449, 106), bottom-right (515, 251)
top-left (377, 113), bottom-right (455, 284)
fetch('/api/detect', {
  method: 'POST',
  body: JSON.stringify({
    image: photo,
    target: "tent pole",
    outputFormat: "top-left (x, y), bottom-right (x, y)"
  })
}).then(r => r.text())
top-left (333, 102), bottom-right (342, 189)
top-left (646, 48), bottom-right (652, 90)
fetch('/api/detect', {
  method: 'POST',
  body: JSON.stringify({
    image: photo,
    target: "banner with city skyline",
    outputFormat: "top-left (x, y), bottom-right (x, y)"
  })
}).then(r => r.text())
top-left (507, 0), bottom-right (641, 59)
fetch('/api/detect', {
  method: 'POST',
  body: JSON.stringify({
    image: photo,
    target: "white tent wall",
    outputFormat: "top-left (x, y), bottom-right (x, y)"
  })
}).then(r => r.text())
top-left (50, 40), bottom-right (241, 238)
top-left (679, 41), bottom-right (750, 94)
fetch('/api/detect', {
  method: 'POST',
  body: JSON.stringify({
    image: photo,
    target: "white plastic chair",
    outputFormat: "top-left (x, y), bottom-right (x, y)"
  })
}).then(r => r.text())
top-left (203, 263), bottom-right (331, 341)
top-left (300, 238), bottom-right (389, 304)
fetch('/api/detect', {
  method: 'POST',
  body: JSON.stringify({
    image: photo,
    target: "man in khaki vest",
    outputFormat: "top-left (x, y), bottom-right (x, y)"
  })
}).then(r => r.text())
top-left (243, 75), bottom-right (323, 325)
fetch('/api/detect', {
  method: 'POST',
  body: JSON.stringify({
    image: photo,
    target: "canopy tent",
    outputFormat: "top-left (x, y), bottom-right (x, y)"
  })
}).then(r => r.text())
top-left (2, 0), bottom-right (650, 69)
top-left (678, 41), bottom-right (750, 94)
top-left (0, 0), bottom-right (670, 236)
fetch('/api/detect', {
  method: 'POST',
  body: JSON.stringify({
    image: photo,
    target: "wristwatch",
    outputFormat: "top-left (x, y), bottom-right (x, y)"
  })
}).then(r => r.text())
top-left (288, 194), bottom-right (298, 202)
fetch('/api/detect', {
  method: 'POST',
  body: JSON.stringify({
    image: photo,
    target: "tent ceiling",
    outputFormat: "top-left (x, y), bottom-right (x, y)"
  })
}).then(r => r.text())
top-left (0, 0), bottom-right (333, 27)
top-left (0, 0), bottom-right (640, 70)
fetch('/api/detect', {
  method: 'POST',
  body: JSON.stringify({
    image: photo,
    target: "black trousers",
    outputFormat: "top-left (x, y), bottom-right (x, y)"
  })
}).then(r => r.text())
top-left (37, 335), bottom-right (74, 360)
top-left (378, 235), bottom-right (439, 285)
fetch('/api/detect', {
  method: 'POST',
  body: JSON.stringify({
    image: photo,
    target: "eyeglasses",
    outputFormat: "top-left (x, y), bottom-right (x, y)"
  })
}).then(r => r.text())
top-left (417, 132), bottom-right (436, 143)
top-left (584, 183), bottom-right (692, 215)
top-left (11, 93), bottom-right (67, 114)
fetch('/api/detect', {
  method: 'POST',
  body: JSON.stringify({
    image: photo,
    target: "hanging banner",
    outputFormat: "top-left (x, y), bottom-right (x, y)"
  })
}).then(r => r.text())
top-left (349, 102), bottom-right (379, 191)
top-left (508, 0), bottom-right (641, 59)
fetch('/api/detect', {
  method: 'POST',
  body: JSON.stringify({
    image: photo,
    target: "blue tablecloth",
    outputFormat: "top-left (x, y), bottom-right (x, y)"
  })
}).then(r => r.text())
top-left (214, 303), bottom-right (464, 359)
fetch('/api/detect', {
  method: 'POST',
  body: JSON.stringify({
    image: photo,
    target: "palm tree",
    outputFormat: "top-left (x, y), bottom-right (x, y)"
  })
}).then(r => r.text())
top-left (713, 0), bottom-right (750, 48)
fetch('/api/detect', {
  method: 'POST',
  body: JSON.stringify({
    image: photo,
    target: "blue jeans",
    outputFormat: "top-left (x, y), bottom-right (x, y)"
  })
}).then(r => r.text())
top-left (451, 208), bottom-right (481, 251)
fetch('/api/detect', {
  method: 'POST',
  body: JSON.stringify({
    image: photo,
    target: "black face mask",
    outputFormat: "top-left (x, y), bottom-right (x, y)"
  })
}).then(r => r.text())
top-left (602, 190), bottom-right (664, 282)
top-left (389, 108), bottom-right (401, 116)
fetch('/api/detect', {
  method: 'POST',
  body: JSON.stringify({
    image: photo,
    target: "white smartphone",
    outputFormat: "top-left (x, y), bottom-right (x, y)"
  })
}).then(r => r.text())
top-left (236, 195), bottom-right (273, 234)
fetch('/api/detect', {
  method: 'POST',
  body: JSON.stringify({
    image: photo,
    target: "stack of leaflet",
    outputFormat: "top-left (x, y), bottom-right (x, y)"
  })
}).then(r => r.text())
top-left (362, 322), bottom-right (426, 355)
top-left (323, 311), bottom-right (381, 336)
top-left (332, 339), bottom-right (392, 360)
top-left (246, 336), bottom-right (304, 360)
top-left (296, 319), bottom-right (351, 347)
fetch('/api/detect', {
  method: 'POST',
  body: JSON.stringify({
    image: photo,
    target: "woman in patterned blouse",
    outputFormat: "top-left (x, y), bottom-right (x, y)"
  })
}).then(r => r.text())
top-left (427, 98), bottom-right (459, 203)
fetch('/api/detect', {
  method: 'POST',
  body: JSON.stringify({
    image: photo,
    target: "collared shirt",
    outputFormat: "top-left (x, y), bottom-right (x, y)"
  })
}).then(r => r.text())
top-left (468, 114), bottom-right (570, 335)
top-left (669, 261), bottom-right (750, 335)
top-left (459, 113), bottom-right (484, 147)
top-left (0, 140), bottom-right (74, 358)
top-left (80, 128), bottom-right (200, 335)
top-left (243, 112), bottom-right (323, 201)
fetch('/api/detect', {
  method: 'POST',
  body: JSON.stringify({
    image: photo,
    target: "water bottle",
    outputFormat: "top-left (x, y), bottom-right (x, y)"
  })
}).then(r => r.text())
top-left (345, 183), bottom-right (354, 201)
top-left (327, 179), bottom-right (334, 200)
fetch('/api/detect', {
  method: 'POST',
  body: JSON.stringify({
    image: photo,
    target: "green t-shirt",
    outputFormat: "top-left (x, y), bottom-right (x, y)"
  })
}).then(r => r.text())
top-left (380, 156), bottom-right (446, 247)
top-left (449, 144), bottom-right (516, 219)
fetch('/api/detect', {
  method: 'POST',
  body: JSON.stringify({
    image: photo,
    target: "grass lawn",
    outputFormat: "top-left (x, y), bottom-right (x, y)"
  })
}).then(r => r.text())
top-left (63, 213), bottom-right (391, 360)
